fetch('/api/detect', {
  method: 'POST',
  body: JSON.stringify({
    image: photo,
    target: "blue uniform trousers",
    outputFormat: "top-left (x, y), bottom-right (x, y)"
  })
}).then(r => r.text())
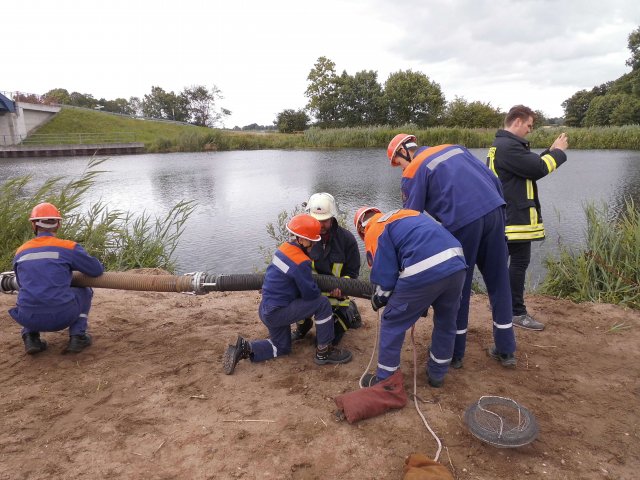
top-left (10, 287), bottom-right (94, 336)
top-left (450, 207), bottom-right (516, 358)
top-left (377, 270), bottom-right (465, 382)
top-left (252, 296), bottom-right (334, 362)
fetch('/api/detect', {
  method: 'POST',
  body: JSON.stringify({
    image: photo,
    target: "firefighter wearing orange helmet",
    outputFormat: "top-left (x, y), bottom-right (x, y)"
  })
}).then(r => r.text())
top-left (223, 214), bottom-right (352, 374)
top-left (387, 134), bottom-right (517, 369)
top-left (9, 203), bottom-right (104, 354)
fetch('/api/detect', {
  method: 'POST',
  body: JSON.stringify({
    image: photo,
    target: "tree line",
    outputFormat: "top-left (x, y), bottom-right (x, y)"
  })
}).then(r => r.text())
top-left (14, 85), bottom-right (230, 128)
top-left (13, 25), bottom-right (638, 133)
top-left (562, 26), bottom-right (640, 127)
top-left (275, 56), bottom-right (551, 133)
top-left (277, 26), bottom-right (640, 133)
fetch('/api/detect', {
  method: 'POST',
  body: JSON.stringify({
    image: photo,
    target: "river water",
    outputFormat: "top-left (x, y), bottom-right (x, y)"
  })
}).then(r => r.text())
top-left (3, 148), bottom-right (640, 285)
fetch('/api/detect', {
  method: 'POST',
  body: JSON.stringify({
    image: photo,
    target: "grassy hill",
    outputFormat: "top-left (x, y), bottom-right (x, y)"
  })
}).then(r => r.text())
top-left (29, 107), bottom-right (640, 151)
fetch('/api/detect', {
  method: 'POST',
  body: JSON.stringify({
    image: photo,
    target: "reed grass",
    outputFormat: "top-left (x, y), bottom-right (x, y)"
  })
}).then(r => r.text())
top-left (0, 158), bottom-right (195, 273)
top-left (541, 200), bottom-right (640, 309)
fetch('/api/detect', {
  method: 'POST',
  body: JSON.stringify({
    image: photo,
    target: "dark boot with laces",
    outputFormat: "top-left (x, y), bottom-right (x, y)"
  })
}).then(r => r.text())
top-left (23, 332), bottom-right (47, 355)
top-left (223, 336), bottom-right (252, 374)
top-left (291, 317), bottom-right (313, 341)
top-left (314, 345), bottom-right (352, 365)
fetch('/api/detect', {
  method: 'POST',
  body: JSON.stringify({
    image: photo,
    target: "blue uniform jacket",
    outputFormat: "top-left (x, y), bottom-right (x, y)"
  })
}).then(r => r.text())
top-left (261, 241), bottom-right (321, 308)
top-left (13, 232), bottom-right (104, 312)
top-left (365, 210), bottom-right (467, 293)
top-left (401, 144), bottom-right (505, 232)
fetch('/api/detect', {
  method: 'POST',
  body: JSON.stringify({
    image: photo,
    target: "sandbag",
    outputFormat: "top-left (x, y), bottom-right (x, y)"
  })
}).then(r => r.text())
top-left (334, 370), bottom-right (407, 423)
top-left (403, 453), bottom-right (454, 480)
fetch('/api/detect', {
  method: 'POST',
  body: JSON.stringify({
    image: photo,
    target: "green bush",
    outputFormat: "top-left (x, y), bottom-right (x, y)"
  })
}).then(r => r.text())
top-left (541, 200), bottom-right (640, 309)
top-left (0, 158), bottom-right (195, 273)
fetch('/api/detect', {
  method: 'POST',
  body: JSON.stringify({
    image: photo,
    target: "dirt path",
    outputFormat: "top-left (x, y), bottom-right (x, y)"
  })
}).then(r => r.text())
top-left (1, 285), bottom-right (638, 479)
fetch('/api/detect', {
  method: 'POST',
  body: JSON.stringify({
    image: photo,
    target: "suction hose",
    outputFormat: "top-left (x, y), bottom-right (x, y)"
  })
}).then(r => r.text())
top-left (0, 271), bottom-right (374, 300)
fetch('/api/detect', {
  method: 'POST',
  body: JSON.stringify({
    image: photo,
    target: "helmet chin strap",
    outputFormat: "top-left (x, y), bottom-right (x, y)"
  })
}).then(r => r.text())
top-left (395, 146), bottom-right (412, 163)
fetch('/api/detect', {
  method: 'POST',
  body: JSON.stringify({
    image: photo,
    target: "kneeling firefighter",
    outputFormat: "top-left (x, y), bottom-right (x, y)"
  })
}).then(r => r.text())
top-left (292, 192), bottom-right (362, 345)
top-left (223, 214), bottom-right (353, 374)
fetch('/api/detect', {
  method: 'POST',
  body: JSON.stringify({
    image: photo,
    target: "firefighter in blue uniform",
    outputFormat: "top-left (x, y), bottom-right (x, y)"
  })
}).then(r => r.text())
top-left (223, 214), bottom-right (353, 374)
top-left (9, 202), bottom-right (104, 354)
top-left (354, 207), bottom-right (467, 388)
top-left (387, 134), bottom-right (517, 368)
top-left (291, 192), bottom-right (362, 345)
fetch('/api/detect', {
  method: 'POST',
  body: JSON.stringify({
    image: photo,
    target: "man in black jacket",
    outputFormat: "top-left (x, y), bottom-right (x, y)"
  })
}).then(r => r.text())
top-left (292, 192), bottom-right (362, 345)
top-left (487, 105), bottom-right (569, 331)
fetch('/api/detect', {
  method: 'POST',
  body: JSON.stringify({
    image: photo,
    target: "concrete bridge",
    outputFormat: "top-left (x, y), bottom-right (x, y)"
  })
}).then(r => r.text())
top-left (0, 92), bottom-right (61, 146)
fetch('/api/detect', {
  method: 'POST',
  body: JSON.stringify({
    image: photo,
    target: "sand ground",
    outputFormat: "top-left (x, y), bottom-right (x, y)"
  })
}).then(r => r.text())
top-left (1, 279), bottom-right (639, 479)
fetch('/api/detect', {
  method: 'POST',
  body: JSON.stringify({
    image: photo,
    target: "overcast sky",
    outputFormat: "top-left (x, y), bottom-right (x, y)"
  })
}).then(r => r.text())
top-left (5, 0), bottom-right (639, 127)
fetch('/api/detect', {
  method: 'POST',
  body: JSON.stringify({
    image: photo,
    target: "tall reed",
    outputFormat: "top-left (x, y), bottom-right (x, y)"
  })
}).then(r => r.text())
top-left (0, 158), bottom-right (195, 273)
top-left (541, 200), bottom-right (640, 309)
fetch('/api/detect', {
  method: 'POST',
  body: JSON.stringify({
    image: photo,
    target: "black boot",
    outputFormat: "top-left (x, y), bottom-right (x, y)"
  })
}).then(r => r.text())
top-left (223, 336), bottom-right (252, 375)
top-left (291, 317), bottom-right (313, 341)
top-left (314, 345), bottom-right (352, 365)
top-left (23, 332), bottom-right (47, 355)
top-left (66, 333), bottom-right (92, 353)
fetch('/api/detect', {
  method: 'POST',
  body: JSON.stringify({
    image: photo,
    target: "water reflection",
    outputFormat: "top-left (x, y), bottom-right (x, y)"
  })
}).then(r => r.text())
top-left (2, 148), bottom-right (639, 280)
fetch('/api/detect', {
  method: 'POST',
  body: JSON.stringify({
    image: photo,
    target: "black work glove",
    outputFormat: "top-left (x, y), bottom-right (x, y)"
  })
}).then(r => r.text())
top-left (371, 293), bottom-right (388, 312)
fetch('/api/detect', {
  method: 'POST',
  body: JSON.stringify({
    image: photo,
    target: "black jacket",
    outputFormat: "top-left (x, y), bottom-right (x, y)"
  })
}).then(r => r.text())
top-left (487, 129), bottom-right (567, 242)
top-left (308, 219), bottom-right (360, 307)
top-left (309, 219), bottom-right (360, 278)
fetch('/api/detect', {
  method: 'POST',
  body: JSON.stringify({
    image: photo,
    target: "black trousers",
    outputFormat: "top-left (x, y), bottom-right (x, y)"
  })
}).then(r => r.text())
top-left (507, 241), bottom-right (532, 316)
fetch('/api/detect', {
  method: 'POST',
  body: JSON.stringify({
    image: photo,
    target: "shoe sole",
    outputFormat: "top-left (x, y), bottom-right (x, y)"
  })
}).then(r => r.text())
top-left (314, 351), bottom-right (353, 366)
top-left (513, 323), bottom-right (545, 331)
top-left (222, 345), bottom-right (238, 375)
top-left (488, 349), bottom-right (517, 368)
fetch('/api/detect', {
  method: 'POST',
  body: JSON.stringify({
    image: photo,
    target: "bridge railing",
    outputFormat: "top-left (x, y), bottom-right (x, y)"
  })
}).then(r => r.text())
top-left (1, 132), bottom-right (137, 146)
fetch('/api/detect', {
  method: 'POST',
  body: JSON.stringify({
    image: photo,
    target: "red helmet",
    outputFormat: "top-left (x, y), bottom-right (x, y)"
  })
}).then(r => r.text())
top-left (353, 206), bottom-right (381, 240)
top-left (387, 133), bottom-right (417, 165)
top-left (286, 214), bottom-right (321, 242)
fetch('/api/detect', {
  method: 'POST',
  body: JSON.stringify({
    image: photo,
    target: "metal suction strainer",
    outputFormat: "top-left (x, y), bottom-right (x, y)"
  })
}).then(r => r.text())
top-left (464, 396), bottom-right (538, 448)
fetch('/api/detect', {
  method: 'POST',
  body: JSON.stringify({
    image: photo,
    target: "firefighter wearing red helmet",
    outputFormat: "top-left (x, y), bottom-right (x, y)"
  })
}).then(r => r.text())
top-left (387, 134), bottom-right (517, 369)
top-left (9, 203), bottom-right (104, 354)
top-left (223, 214), bottom-right (352, 374)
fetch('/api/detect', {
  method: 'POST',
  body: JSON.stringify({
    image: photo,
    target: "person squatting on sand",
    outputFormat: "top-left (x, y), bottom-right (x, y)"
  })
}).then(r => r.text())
top-left (223, 214), bottom-right (353, 374)
top-left (9, 202), bottom-right (104, 354)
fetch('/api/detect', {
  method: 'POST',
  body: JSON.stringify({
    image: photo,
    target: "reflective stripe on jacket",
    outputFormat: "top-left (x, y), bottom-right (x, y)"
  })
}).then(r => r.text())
top-left (401, 144), bottom-right (505, 232)
top-left (13, 232), bottom-right (104, 312)
top-left (487, 129), bottom-right (567, 242)
top-left (261, 241), bottom-right (321, 308)
top-left (364, 209), bottom-right (467, 292)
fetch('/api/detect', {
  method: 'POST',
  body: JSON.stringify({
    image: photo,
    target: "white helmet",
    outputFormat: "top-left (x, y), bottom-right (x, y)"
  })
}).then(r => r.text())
top-left (305, 192), bottom-right (337, 221)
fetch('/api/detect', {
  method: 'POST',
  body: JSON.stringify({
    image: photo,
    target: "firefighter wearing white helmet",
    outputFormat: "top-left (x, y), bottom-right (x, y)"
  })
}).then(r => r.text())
top-left (292, 193), bottom-right (362, 345)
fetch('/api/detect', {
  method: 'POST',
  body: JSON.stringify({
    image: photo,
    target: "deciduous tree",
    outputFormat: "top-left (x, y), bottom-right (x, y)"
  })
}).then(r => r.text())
top-left (275, 109), bottom-right (309, 133)
top-left (384, 70), bottom-right (445, 127)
